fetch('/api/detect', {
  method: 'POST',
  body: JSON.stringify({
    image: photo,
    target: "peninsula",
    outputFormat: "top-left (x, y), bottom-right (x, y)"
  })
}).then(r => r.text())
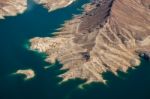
top-left (0, 0), bottom-right (27, 19)
top-left (34, 0), bottom-right (76, 12)
top-left (30, 0), bottom-right (150, 84)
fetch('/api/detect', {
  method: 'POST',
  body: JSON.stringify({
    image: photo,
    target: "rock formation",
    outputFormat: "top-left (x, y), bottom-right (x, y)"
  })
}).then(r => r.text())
top-left (30, 0), bottom-right (150, 84)
top-left (0, 0), bottom-right (27, 19)
top-left (34, 0), bottom-right (75, 12)
top-left (13, 69), bottom-right (35, 80)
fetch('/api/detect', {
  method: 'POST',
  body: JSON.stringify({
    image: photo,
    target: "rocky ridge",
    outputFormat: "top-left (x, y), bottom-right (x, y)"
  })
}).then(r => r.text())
top-left (30, 0), bottom-right (150, 84)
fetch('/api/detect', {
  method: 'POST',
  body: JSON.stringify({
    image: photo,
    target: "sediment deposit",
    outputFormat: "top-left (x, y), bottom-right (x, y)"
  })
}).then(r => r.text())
top-left (0, 0), bottom-right (27, 19)
top-left (30, 0), bottom-right (150, 84)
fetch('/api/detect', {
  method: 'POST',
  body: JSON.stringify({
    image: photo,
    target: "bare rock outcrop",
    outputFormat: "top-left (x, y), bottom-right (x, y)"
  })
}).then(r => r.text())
top-left (30, 0), bottom-right (150, 84)
top-left (13, 69), bottom-right (35, 80)
top-left (0, 0), bottom-right (27, 19)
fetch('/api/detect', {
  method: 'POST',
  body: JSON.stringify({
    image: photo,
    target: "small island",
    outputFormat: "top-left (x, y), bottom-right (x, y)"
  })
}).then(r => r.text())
top-left (13, 69), bottom-right (35, 80)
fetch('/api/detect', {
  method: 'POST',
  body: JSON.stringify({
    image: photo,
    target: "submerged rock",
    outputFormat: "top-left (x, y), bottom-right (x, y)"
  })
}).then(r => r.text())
top-left (139, 51), bottom-right (150, 61)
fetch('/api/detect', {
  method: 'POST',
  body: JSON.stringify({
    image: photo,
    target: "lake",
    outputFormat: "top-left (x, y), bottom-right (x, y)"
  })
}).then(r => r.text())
top-left (0, 0), bottom-right (150, 99)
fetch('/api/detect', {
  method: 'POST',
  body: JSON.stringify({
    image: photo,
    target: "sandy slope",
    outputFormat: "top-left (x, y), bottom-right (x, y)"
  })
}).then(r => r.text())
top-left (0, 0), bottom-right (27, 19)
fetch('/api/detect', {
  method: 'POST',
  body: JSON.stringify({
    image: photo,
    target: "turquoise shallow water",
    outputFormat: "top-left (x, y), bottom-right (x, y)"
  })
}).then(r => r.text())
top-left (0, 0), bottom-right (150, 99)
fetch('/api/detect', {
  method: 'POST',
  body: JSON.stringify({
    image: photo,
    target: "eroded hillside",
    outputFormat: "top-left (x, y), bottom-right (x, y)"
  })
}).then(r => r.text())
top-left (0, 0), bottom-right (27, 19)
top-left (30, 0), bottom-right (150, 84)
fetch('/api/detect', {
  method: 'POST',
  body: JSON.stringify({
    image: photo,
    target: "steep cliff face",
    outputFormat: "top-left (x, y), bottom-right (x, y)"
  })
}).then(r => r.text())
top-left (30, 0), bottom-right (150, 84)
top-left (0, 0), bottom-right (27, 19)
top-left (34, 0), bottom-right (75, 11)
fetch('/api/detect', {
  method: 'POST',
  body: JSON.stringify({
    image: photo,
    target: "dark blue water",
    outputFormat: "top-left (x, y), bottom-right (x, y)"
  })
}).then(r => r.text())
top-left (0, 0), bottom-right (150, 99)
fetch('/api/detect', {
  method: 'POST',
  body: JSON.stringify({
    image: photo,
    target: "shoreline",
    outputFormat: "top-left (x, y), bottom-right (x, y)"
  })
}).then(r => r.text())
top-left (0, 0), bottom-right (27, 19)
top-left (34, 0), bottom-right (76, 12)
top-left (30, 0), bottom-right (150, 84)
